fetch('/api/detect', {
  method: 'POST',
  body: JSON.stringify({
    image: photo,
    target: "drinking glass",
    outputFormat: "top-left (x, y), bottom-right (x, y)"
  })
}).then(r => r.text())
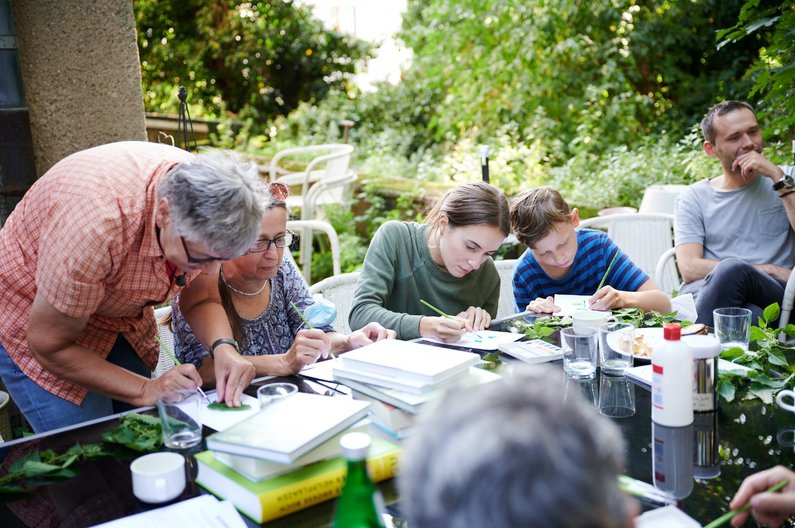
top-left (598, 374), bottom-right (636, 418)
top-left (257, 382), bottom-right (298, 407)
top-left (713, 307), bottom-right (752, 351)
top-left (561, 327), bottom-right (598, 379)
top-left (157, 389), bottom-right (202, 451)
top-left (599, 322), bottom-right (634, 375)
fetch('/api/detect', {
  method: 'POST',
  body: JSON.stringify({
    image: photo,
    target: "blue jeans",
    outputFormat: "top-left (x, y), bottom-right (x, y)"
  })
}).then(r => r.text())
top-left (0, 335), bottom-right (150, 434)
top-left (681, 258), bottom-right (786, 326)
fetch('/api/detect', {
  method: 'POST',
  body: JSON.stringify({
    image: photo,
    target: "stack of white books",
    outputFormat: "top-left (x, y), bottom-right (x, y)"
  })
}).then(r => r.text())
top-left (327, 340), bottom-right (501, 437)
top-left (332, 339), bottom-right (481, 394)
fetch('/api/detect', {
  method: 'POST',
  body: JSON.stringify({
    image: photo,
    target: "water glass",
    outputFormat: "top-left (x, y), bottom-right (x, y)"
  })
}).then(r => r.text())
top-left (561, 327), bottom-right (598, 379)
top-left (713, 307), bottom-right (752, 351)
top-left (598, 374), bottom-right (636, 418)
top-left (598, 322), bottom-right (634, 375)
top-left (156, 389), bottom-right (203, 451)
top-left (257, 382), bottom-right (298, 407)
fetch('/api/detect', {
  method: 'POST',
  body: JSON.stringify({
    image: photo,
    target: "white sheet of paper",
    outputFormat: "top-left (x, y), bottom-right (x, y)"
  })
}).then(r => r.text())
top-left (421, 330), bottom-right (524, 351)
top-left (553, 294), bottom-right (592, 316)
top-left (93, 495), bottom-right (247, 528)
top-left (197, 392), bottom-right (260, 432)
top-left (300, 358), bottom-right (338, 382)
top-left (671, 293), bottom-right (698, 322)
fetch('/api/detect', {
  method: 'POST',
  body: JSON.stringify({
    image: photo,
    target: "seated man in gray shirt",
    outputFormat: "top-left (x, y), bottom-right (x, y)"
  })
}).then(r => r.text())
top-left (675, 100), bottom-right (795, 326)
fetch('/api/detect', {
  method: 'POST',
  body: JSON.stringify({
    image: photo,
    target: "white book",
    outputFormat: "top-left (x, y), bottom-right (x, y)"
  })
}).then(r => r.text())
top-left (338, 366), bottom-right (501, 414)
top-left (213, 419), bottom-right (370, 481)
top-left (333, 360), bottom-right (472, 394)
top-left (205, 393), bottom-right (370, 464)
top-left (553, 294), bottom-right (592, 316)
top-left (338, 339), bottom-right (480, 384)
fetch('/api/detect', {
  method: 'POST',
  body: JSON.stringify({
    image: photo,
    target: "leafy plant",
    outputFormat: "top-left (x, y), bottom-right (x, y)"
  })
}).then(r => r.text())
top-left (718, 303), bottom-right (795, 403)
top-left (101, 412), bottom-right (164, 452)
top-left (611, 307), bottom-right (690, 329)
top-left (0, 443), bottom-right (108, 495)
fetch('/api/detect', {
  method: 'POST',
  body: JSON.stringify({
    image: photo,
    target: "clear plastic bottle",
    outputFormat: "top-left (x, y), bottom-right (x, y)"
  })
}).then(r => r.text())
top-left (651, 323), bottom-right (694, 426)
top-left (332, 432), bottom-right (386, 528)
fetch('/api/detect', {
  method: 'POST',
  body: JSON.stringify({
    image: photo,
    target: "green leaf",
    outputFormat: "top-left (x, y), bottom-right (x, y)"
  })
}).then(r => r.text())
top-left (766, 348), bottom-right (789, 368)
top-left (748, 384), bottom-right (775, 404)
top-left (763, 303), bottom-right (780, 324)
top-left (718, 379), bottom-right (736, 402)
top-left (207, 402), bottom-right (252, 412)
top-left (20, 461), bottom-right (64, 478)
top-left (750, 326), bottom-right (769, 341)
top-left (720, 347), bottom-right (746, 361)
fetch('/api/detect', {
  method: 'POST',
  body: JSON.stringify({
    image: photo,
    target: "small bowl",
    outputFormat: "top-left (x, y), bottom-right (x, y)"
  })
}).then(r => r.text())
top-left (257, 382), bottom-right (298, 407)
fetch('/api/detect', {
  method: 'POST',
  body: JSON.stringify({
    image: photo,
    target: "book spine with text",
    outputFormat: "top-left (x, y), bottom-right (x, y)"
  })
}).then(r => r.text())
top-left (196, 441), bottom-right (401, 523)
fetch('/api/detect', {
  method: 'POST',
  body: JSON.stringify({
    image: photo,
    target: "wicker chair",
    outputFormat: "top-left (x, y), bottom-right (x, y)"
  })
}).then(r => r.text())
top-left (308, 272), bottom-right (361, 334)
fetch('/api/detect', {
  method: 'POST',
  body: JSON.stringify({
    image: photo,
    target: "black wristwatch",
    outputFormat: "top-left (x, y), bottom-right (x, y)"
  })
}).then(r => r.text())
top-left (772, 172), bottom-right (795, 191)
top-left (209, 338), bottom-right (239, 357)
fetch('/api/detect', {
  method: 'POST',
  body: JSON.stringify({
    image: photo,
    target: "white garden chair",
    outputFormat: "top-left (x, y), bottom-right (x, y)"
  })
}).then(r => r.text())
top-left (494, 259), bottom-right (519, 320)
top-left (269, 144), bottom-right (355, 282)
top-left (579, 213), bottom-right (678, 295)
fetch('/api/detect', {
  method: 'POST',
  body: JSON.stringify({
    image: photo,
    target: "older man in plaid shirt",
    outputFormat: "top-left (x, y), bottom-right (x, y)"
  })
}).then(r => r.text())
top-left (0, 141), bottom-right (263, 433)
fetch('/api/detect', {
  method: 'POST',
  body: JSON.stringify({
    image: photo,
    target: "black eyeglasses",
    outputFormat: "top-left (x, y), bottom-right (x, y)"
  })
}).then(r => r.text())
top-left (180, 236), bottom-right (226, 264)
top-left (248, 231), bottom-right (296, 253)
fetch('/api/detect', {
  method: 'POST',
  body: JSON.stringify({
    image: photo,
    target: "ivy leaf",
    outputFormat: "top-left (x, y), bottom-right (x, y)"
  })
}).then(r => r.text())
top-left (718, 378), bottom-right (736, 402)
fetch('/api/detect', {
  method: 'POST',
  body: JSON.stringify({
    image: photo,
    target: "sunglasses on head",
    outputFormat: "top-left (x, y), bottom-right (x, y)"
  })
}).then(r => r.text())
top-left (270, 182), bottom-right (289, 201)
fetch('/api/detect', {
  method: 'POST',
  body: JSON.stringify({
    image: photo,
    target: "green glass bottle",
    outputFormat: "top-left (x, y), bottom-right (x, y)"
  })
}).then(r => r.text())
top-left (332, 432), bottom-right (386, 528)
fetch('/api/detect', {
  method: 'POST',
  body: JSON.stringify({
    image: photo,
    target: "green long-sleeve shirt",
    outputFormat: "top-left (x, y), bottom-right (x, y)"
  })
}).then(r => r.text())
top-left (348, 221), bottom-right (500, 340)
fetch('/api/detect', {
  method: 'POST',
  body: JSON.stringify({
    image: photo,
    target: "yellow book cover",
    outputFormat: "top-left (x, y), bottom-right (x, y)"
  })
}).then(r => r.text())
top-left (195, 436), bottom-right (401, 523)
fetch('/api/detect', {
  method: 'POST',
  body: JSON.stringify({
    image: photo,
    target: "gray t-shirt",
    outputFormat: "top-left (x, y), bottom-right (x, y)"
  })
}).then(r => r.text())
top-left (674, 169), bottom-right (795, 268)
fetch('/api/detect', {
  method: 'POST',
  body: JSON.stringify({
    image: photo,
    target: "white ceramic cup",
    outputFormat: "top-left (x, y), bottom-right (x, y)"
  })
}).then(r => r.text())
top-left (130, 452), bottom-right (186, 504)
top-left (572, 310), bottom-right (616, 332)
top-left (777, 389), bottom-right (795, 413)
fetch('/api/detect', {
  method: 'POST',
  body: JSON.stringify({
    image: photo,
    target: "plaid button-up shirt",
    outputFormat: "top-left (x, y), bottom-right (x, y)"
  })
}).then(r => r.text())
top-left (0, 141), bottom-right (198, 404)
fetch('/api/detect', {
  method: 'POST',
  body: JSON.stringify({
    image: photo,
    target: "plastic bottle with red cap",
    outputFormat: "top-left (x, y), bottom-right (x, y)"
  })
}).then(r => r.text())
top-left (651, 323), bottom-right (694, 426)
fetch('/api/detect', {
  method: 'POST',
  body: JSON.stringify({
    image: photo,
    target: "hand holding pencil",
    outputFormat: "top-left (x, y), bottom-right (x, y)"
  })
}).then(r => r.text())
top-left (588, 249), bottom-right (622, 311)
top-left (721, 466), bottom-right (795, 528)
top-left (419, 299), bottom-right (468, 343)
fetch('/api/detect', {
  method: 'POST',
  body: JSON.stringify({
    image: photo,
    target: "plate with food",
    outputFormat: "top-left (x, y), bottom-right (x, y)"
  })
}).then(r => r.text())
top-left (628, 324), bottom-right (707, 362)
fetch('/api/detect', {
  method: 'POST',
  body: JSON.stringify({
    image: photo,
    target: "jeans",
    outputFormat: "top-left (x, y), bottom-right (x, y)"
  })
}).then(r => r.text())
top-left (681, 258), bottom-right (786, 326)
top-left (0, 335), bottom-right (150, 434)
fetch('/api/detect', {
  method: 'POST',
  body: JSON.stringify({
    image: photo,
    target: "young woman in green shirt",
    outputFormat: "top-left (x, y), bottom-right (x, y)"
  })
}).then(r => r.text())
top-left (349, 182), bottom-right (510, 342)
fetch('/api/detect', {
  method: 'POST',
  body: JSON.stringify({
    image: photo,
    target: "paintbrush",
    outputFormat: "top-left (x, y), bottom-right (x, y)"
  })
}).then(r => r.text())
top-left (155, 334), bottom-right (211, 403)
top-left (290, 301), bottom-right (336, 359)
top-left (702, 479), bottom-right (788, 528)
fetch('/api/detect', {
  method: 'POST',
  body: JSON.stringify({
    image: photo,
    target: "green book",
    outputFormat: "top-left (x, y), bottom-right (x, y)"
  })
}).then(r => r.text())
top-left (195, 436), bottom-right (402, 524)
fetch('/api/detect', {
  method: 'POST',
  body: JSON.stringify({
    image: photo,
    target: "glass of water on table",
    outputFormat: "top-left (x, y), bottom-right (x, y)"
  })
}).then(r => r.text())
top-left (561, 327), bottom-right (598, 379)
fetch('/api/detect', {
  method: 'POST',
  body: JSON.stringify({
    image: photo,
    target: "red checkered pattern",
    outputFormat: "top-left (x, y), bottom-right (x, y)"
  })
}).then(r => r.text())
top-left (0, 141), bottom-right (195, 404)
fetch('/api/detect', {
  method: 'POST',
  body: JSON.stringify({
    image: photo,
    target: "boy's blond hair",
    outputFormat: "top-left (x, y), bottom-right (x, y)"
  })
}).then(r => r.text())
top-left (510, 187), bottom-right (572, 248)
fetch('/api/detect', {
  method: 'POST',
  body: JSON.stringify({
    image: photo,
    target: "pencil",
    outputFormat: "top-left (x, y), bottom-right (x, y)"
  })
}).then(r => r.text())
top-left (155, 334), bottom-right (211, 403)
top-left (420, 299), bottom-right (454, 319)
top-left (596, 249), bottom-right (620, 292)
top-left (702, 479), bottom-right (788, 528)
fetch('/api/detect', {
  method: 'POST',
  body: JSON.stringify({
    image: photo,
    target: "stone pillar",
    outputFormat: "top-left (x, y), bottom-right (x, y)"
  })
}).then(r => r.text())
top-left (10, 0), bottom-right (146, 175)
top-left (0, 0), bottom-right (35, 224)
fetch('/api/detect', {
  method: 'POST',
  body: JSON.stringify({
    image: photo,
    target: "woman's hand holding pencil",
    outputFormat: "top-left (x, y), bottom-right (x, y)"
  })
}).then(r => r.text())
top-left (419, 299), bottom-right (468, 343)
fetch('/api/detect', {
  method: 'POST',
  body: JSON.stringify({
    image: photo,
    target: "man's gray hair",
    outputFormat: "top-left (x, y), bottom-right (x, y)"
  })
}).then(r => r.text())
top-left (400, 366), bottom-right (630, 528)
top-left (159, 150), bottom-right (264, 257)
